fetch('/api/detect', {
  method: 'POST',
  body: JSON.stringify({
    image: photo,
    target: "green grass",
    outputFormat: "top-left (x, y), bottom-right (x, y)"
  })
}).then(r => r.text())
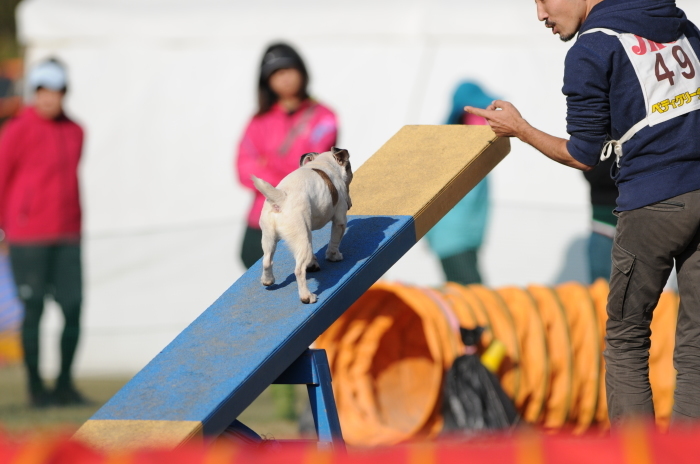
top-left (0, 364), bottom-right (307, 440)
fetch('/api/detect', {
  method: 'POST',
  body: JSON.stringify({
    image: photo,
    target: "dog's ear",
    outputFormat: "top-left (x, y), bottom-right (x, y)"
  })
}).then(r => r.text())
top-left (331, 147), bottom-right (350, 166)
top-left (344, 160), bottom-right (353, 184)
top-left (299, 152), bottom-right (319, 167)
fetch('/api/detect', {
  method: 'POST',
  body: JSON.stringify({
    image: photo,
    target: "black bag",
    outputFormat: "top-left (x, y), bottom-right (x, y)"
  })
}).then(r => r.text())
top-left (442, 327), bottom-right (519, 433)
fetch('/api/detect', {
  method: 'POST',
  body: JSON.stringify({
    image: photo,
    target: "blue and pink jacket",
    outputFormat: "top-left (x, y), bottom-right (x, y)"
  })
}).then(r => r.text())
top-left (236, 100), bottom-right (338, 227)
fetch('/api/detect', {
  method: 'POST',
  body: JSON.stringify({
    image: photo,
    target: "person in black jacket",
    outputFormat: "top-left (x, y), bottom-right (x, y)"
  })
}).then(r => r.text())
top-left (467, 0), bottom-right (700, 424)
top-left (583, 156), bottom-right (618, 282)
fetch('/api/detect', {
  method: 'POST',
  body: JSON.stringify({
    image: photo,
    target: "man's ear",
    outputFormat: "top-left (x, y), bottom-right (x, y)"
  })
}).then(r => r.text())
top-left (331, 147), bottom-right (350, 166)
top-left (299, 152), bottom-right (319, 167)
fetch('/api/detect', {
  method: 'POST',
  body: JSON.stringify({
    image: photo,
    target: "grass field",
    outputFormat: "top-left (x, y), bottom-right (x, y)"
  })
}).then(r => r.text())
top-left (0, 364), bottom-right (306, 440)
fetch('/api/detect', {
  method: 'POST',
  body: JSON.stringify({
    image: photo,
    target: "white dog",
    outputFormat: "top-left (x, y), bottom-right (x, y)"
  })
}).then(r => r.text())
top-left (252, 147), bottom-right (353, 304)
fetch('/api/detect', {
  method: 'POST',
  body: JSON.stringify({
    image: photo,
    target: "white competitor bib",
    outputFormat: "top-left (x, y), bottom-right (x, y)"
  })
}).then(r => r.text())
top-left (580, 28), bottom-right (700, 163)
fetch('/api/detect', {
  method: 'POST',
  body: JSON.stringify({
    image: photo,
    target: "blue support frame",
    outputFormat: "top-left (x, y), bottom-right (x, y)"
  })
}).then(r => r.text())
top-left (224, 349), bottom-right (345, 451)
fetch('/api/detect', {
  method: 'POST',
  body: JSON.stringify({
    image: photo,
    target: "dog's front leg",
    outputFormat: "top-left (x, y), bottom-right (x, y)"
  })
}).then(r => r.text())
top-left (261, 231), bottom-right (278, 286)
top-left (325, 219), bottom-right (346, 262)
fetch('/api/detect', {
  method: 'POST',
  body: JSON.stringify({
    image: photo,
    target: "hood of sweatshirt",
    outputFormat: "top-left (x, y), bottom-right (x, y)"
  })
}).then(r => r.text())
top-left (580, 0), bottom-right (687, 44)
top-left (446, 82), bottom-right (498, 125)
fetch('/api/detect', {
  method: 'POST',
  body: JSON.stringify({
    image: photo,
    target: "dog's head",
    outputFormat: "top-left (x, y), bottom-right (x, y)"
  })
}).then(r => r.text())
top-left (300, 148), bottom-right (353, 185)
top-left (331, 147), bottom-right (353, 187)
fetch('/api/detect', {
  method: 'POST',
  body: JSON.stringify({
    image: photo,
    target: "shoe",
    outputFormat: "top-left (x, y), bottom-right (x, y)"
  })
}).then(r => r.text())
top-left (29, 388), bottom-right (53, 408)
top-left (52, 384), bottom-right (93, 407)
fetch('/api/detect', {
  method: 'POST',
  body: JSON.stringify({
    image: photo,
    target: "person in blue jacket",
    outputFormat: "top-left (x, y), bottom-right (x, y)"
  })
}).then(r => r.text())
top-left (426, 82), bottom-right (494, 285)
top-left (468, 0), bottom-right (700, 424)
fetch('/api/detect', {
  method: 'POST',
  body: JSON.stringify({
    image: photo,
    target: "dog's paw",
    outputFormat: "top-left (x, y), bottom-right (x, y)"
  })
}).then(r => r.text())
top-left (325, 250), bottom-right (343, 262)
top-left (307, 262), bottom-right (321, 272)
top-left (300, 293), bottom-right (318, 304)
top-left (261, 277), bottom-right (275, 286)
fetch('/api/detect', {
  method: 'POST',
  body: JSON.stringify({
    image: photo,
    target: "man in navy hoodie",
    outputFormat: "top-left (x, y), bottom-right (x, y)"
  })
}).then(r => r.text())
top-left (469, 0), bottom-right (700, 424)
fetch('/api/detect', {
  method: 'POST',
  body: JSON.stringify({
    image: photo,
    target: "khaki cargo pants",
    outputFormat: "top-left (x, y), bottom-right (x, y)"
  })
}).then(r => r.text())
top-left (605, 189), bottom-right (700, 423)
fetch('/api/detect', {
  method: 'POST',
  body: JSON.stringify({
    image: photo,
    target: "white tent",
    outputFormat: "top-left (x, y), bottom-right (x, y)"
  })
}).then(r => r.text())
top-left (16, 0), bottom-right (700, 375)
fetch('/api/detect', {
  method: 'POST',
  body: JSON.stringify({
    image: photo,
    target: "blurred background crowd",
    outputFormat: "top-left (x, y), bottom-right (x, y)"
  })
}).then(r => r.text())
top-left (0, 0), bottom-right (696, 439)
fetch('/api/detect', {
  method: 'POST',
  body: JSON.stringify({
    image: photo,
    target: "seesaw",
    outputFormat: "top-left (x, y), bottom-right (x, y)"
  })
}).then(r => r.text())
top-left (73, 126), bottom-right (510, 451)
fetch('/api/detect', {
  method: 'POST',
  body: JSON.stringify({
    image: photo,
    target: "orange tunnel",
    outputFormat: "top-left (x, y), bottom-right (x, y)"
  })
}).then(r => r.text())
top-left (316, 280), bottom-right (678, 446)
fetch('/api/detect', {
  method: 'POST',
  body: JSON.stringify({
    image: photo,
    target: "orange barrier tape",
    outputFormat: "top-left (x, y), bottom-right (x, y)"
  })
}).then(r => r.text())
top-left (0, 331), bottom-right (22, 365)
top-left (3, 423), bottom-right (700, 464)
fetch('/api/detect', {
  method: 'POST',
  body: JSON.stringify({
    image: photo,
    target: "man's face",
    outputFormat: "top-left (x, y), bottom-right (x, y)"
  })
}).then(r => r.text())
top-left (535, 0), bottom-right (588, 42)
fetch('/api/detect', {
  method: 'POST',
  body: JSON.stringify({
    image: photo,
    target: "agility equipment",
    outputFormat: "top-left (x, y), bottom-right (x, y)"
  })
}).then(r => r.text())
top-left (497, 286), bottom-right (549, 424)
top-left (527, 285), bottom-right (573, 430)
top-left (556, 282), bottom-right (601, 434)
top-left (316, 280), bottom-right (677, 446)
top-left (73, 126), bottom-right (510, 451)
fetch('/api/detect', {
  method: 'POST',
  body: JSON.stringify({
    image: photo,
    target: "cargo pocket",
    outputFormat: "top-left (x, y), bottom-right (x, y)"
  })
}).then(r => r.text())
top-left (643, 200), bottom-right (685, 212)
top-left (608, 242), bottom-right (636, 321)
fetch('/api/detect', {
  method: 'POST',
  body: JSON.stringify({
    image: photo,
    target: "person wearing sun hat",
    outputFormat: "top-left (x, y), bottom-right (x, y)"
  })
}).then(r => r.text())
top-left (0, 58), bottom-right (87, 407)
top-left (425, 81), bottom-right (495, 285)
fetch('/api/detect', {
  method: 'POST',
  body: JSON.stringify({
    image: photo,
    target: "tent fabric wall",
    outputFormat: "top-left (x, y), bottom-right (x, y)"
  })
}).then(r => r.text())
top-left (14, 0), bottom-right (700, 375)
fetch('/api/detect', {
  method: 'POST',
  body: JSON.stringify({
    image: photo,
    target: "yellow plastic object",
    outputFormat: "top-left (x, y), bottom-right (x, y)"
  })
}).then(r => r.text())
top-left (481, 339), bottom-right (507, 373)
top-left (649, 290), bottom-right (678, 430)
top-left (527, 285), bottom-right (574, 430)
top-left (556, 282), bottom-right (601, 434)
top-left (0, 331), bottom-right (22, 365)
top-left (316, 281), bottom-right (460, 446)
top-left (468, 285), bottom-right (521, 403)
top-left (588, 278), bottom-right (610, 430)
top-left (498, 287), bottom-right (549, 424)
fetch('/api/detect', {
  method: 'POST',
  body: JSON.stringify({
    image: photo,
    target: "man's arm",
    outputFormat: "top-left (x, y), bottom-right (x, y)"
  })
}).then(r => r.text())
top-left (466, 100), bottom-right (593, 172)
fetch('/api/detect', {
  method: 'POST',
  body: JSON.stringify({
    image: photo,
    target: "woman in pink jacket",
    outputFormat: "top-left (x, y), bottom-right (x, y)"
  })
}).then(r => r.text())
top-left (236, 43), bottom-right (338, 270)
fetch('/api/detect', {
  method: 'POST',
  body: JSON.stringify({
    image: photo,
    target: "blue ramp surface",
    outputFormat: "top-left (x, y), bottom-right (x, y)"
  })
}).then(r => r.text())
top-left (90, 215), bottom-right (415, 436)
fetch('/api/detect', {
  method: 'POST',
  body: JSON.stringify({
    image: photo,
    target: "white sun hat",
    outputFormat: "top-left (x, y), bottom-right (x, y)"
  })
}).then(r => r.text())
top-left (28, 59), bottom-right (68, 91)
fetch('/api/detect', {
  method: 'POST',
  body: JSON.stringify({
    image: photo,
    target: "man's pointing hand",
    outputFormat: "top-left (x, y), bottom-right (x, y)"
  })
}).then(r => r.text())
top-left (465, 100), bottom-right (530, 139)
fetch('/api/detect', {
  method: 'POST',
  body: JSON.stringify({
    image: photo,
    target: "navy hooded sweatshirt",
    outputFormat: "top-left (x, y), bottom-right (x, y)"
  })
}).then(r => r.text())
top-left (565, 0), bottom-right (700, 210)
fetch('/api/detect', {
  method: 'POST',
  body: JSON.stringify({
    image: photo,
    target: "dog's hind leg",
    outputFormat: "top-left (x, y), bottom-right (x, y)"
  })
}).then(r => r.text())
top-left (307, 256), bottom-right (321, 273)
top-left (261, 231), bottom-right (278, 286)
top-left (291, 232), bottom-right (317, 304)
top-left (325, 218), bottom-right (346, 262)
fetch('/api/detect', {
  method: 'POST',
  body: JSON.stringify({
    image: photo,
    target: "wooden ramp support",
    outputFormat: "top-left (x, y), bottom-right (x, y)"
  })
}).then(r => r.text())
top-left (72, 126), bottom-right (510, 451)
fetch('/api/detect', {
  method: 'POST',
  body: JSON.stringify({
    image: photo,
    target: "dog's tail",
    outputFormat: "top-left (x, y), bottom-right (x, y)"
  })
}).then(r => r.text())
top-left (252, 176), bottom-right (286, 209)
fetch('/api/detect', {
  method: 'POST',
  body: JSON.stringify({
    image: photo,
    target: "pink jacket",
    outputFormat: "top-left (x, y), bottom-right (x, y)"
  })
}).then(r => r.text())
top-left (236, 100), bottom-right (338, 227)
top-left (0, 107), bottom-right (83, 243)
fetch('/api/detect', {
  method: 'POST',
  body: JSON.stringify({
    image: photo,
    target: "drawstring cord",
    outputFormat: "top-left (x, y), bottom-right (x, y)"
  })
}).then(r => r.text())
top-left (600, 139), bottom-right (623, 167)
